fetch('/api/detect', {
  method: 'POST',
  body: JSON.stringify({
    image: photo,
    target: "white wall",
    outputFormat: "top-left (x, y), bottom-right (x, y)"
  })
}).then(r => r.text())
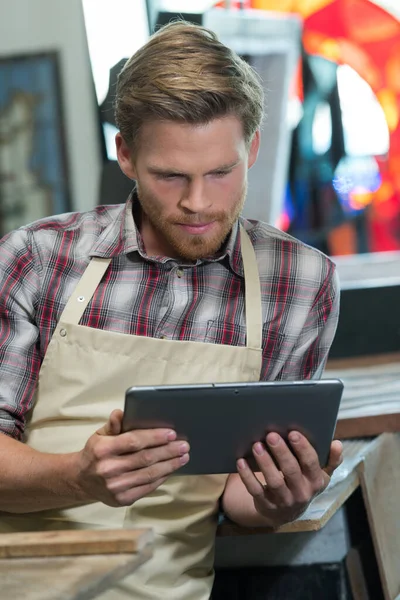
top-left (83, 0), bottom-right (149, 105)
top-left (0, 0), bottom-right (102, 212)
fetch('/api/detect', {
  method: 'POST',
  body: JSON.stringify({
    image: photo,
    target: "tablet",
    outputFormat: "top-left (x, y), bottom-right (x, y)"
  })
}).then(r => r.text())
top-left (122, 379), bottom-right (344, 475)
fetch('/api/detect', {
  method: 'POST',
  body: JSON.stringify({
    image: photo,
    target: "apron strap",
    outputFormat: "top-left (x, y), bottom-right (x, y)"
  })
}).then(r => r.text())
top-left (58, 257), bottom-right (111, 325)
top-left (239, 225), bottom-right (263, 350)
top-left (58, 228), bottom-right (263, 351)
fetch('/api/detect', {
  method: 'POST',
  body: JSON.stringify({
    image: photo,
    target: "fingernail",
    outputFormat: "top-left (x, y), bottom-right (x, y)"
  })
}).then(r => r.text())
top-left (180, 453), bottom-right (189, 465)
top-left (179, 442), bottom-right (189, 454)
top-left (254, 442), bottom-right (265, 455)
top-left (167, 430), bottom-right (176, 441)
top-left (289, 432), bottom-right (300, 443)
top-left (267, 433), bottom-right (280, 446)
top-left (237, 459), bottom-right (246, 470)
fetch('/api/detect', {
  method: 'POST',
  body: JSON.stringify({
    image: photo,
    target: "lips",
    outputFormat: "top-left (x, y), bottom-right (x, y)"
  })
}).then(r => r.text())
top-left (178, 222), bottom-right (215, 234)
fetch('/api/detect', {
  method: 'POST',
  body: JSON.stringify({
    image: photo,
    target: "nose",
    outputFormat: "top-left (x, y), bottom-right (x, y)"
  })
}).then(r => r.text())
top-left (179, 178), bottom-right (212, 214)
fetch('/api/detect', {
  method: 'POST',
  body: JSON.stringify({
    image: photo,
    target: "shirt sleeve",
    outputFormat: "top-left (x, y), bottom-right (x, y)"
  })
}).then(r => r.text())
top-left (0, 228), bottom-right (42, 439)
top-left (277, 265), bottom-right (340, 381)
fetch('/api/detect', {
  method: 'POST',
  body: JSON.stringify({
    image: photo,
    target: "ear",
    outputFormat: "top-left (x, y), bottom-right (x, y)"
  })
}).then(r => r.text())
top-left (247, 130), bottom-right (260, 169)
top-left (115, 133), bottom-right (137, 179)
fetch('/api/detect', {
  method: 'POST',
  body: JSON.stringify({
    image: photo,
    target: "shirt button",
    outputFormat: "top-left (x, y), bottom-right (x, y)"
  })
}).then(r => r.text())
top-left (159, 334), bottom-right (166, 340)
top-left (176, 269), bottom-right (184, 278)
top-left (59, 328), bottom-right (67, 337)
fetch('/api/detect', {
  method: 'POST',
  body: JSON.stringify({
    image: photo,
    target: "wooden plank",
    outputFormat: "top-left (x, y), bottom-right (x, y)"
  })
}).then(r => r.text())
top-left (0, 528), bottom-right (153, 558)
top-left (326, 356), bottom-right (400, 438)
top-left (327, 353), bottom-right (400, 370)
top-left (0, 548), bottom-right (153, 600)
top-left (335, 413), bottom-right (400, 439)
top-left (357, 433), bottom-right (400, 600)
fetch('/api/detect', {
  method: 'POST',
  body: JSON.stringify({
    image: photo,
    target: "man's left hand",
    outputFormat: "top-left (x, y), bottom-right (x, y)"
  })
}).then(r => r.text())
top-left (236, 432), bottom-right (343, 528)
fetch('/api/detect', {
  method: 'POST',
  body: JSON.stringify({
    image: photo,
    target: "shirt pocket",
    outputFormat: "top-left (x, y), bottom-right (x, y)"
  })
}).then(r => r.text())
top-left (205, 319), bottom-right (247, 346)
top-left (205, 321), bottom-right (288, 378)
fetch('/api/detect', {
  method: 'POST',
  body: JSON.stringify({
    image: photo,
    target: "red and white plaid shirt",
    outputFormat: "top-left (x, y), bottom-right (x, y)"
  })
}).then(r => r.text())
top-left (0, 195), bottom-right (339, 440)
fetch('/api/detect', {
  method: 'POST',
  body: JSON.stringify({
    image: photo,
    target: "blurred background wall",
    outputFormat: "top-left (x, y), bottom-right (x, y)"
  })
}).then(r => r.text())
top-left (0, 0), bottom-right (101, 233)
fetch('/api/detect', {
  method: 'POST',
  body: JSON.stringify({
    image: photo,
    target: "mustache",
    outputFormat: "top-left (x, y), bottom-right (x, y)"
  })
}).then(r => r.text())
top-left (169, 212), bottom-right (227, 225)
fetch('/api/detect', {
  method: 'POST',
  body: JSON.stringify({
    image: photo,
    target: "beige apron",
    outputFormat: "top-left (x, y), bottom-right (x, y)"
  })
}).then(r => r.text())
top-left (3, 226), bottom-right (262, 599)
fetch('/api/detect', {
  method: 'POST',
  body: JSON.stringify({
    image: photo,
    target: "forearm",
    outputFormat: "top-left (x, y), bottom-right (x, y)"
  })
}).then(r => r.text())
top-left (0, 433), bottom-right (90, 513)
top-left (222, 473), bottom-right (276, 528)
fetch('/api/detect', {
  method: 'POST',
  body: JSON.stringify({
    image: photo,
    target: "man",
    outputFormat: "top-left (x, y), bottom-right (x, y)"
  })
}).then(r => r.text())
top-left (0, 21), bottom-right (342, 600)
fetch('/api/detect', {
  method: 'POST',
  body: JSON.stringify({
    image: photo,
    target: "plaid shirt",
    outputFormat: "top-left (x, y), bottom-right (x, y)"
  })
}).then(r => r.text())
top-left (0, 195), bottom-right (339, 440)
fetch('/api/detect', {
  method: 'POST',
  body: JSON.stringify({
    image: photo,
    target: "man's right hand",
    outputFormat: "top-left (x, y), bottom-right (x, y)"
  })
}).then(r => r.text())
top-left (74, 409), bottom-right (190, 507)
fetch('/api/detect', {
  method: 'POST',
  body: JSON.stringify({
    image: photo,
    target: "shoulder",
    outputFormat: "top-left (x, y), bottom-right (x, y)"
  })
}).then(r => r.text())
top-left (241, 217), bottom-right (337, 290)
top-left (23, 203), bottom-right (124, 236)
top-left (0, 204), bottom-right (125, 260)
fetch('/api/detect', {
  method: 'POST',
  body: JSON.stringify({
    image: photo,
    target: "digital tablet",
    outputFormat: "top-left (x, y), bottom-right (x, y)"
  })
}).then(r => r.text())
top-left (122, 379), bottom-right (344, 475)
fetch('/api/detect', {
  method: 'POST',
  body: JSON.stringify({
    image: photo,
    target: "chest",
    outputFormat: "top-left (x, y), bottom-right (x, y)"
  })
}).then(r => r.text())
top-left (36, 256), bottom-right (307, 361)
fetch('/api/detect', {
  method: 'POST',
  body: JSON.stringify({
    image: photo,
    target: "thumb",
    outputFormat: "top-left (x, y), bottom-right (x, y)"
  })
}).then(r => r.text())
top-left (97, 409), bottom-right (124, 436)
top-left (323, 440), bottom-right (343, 478)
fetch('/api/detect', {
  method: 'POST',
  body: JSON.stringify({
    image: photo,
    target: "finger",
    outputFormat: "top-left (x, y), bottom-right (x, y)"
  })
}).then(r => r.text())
top-left (107, 453), bottom-right (190, 495)
top-left (98, 428), bottom-right (177, 456)
top-left (288, 432), bottom-right (322, 486)
top-left (324, 440), bottom-right (343, 477)
top-left (320, 471), bottom-right (331, 491)
top-left (97, 440), bottom-right (190, 478)
top-left (236, 459), bottom-right (265, 498)
top-left (97, 410), bottom-right (124, 436)
top-left (252, 442), bottom-right (292, 505)
top-left (264, 433), bottom-right (303, 493)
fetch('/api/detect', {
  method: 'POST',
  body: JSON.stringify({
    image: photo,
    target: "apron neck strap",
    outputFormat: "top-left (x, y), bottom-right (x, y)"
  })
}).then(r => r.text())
top-left (59, 226), bottom-right (262, 350)
top-left (58, 257), bottom-right (111, 325)
top-left (239, 225), bottom-right (263, 350)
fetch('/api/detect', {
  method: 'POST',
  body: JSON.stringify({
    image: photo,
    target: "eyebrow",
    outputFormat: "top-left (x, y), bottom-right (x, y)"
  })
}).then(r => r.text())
top-left (147, 159), bottom-right (241, 177)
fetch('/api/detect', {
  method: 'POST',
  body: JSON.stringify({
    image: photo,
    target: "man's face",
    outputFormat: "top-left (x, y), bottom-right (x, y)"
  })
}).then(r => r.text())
top-left (116, 115), bottom-right (259, 260)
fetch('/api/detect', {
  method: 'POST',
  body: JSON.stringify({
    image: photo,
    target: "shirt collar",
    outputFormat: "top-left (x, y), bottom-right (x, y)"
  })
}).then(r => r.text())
top-left (89, 191), bottom-right (141, 259)
top-left (90, 190), bottom-right (245, 278)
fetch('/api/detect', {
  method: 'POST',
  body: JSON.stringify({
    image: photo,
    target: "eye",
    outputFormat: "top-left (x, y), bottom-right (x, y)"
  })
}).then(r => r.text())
top-left (157, 173), bottom-right (182, 180)
top-left (212, 170), bottom-right (231, 178)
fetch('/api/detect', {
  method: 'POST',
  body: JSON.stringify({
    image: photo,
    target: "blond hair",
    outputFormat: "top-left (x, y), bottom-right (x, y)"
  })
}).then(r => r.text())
top-left (115, 20), bottom-right (264, 151)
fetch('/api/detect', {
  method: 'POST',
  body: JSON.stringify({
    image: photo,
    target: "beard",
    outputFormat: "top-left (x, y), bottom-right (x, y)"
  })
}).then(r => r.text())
top-left (135, 182), bottom-right (247, 261)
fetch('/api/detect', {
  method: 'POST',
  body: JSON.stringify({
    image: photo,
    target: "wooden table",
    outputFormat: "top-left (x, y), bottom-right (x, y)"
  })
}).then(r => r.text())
top-left (0, 529), bottom-right (153, 600)
top-left (329, 353), bottom-right (400, 439)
